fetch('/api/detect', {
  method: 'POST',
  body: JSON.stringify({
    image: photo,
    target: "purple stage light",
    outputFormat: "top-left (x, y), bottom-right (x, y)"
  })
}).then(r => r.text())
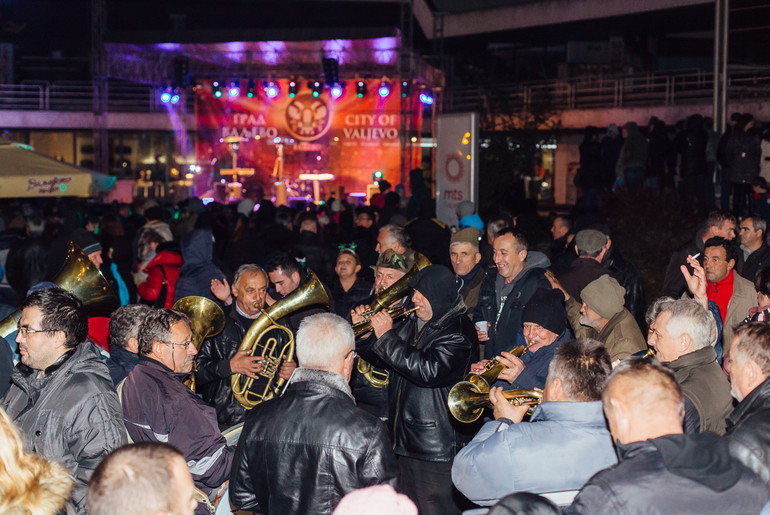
top-left (378, 81), bottom-right (391, 97)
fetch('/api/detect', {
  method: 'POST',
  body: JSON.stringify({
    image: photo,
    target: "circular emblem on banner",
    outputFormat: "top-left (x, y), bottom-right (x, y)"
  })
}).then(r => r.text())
top-left (444, 153), bottom-right (464, 183)
top-left (285, 94), bottom-right (332, 141)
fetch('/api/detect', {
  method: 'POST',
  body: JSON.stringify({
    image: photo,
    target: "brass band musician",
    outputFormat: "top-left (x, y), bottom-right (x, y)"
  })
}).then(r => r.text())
top-left (350, 250), bottom-right (415, 420)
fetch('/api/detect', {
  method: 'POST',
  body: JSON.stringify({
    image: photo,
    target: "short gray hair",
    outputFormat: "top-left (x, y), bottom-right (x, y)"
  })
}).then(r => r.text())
top-left (745, 216), bottom-right (767, 235)
top-left (233, 264), bottom-right (266, 288)
top-left (109, 304), bottom-right (152, 349)
top-left (380, 224), bottom-right (412, 250)
top-left (296, 313), bottom-right (354, 370)
top-left (138, 309), bottom-right (190, 355)
top-left (661, 299), bottom-right (712, 349)
top-left (645, 297), bottom-right (676, 326)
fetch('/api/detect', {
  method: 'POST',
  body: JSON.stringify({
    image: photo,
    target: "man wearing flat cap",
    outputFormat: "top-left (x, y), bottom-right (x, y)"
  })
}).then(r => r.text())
top-left (450, 227), bottom-right (485, 312)
top-left (358, 265), bottom-right (477, 515)
top-left (550, 274), bottom-right (646, 361)
top-left (555, 229), bottom-right (613, 302)
top-left (350, 249), bottom-right (415, 421)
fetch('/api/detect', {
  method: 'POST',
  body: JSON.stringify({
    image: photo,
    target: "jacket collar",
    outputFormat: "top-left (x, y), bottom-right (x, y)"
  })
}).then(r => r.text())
top-left (424, 295), bottom-right (466, 331)
top-left (16, 347), bottom-right (76, 379)
top-left (530, 400), bottom-right (606, 425)
top-left (728, 375), bottom-right (770, 428)
top-left (668, 346), bottom-right (718, 371)
top-left (138, 354), bottom-right (191, 381)
top-left (289, 368), bottom-right (354, 401)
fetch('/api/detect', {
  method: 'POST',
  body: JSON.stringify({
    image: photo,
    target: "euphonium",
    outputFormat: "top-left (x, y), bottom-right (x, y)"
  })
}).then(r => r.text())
top-left (0, 242), bottom-right (118, 338)
top-left (463, 340), bottom-right (534, 393)
top-left (231, 269), bottom-right (329, 409)
top-left (355, 252), bottom-right (431, 388)
top-left (448, 381), bottom-right (543, 423)
top-left (172, 296), bottom-right (226, 392)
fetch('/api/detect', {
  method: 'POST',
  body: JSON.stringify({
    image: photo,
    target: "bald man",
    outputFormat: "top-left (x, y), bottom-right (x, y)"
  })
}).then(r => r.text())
top-left (566, 358), bottom-right (769, 514)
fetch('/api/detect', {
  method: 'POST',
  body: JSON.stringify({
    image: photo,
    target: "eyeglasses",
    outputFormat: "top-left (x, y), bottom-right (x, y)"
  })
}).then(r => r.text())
top-left (159, 340), bottom-right (194, 349)
top-left (17, 326), bottom-right (58, 337)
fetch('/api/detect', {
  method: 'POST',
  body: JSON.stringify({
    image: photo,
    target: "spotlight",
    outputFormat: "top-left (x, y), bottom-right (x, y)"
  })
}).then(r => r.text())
top-left (264, 81), bottom-right (279, 98)
top-left (160, 88), bottom-right (172, 104)
top-left (356, 80), bottom-right (366, 98)
top-left (330, 81), bottom-right (344, 98)
top-left (288, 79), bottom-right (298, 97)
top-left (373, 170), bottom-right (383, 181)
top-left (400, 80), bottom-right (411, 98)
top-left (212, 81), bottom-right (222, 98)
top-left (419, 88), bottom-right (434, 105)
top-left (246, 79), bottom-right (257, 98)
top-left (308, 80), bottom-right (323, 98)
top-left (378, 80), bottom-right (391, 98)
top-left (170, 87), bottom-right (181, 104)
top-left (228, 81), bottom-right (240, 97)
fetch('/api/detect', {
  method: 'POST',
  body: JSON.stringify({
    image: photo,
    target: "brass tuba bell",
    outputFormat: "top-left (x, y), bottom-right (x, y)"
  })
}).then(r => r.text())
top-left (355, 252), bottom-right (431, 388)
top-left (172, 296), bottom-right (226, 392)
top-left (448, 381), bottom-right (543, 423)
top-left (0, 242), bottom-right (119, 338)
top-left (231, 269), bottom-right (329, 409)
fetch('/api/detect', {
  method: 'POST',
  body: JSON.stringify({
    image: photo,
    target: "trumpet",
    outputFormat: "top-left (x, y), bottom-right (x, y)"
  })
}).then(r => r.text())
top-left (448, 381), bottom-right (543, 423)
top-left (633, 348), bottom-right (656, 358)
top-left (464, 340), bottom-right (534, 393)
top-left (353, 306), bottom-right (418, 338)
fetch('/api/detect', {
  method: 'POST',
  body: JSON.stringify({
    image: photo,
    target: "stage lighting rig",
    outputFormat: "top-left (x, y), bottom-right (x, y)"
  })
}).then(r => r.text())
top-left (400, 80), bottom-right (411, 98)
top-left (160, 87), bottom-right (172, 104)
top-left (264, 81), bottom-right (279, 98)
top-left (308, 80), bottom-right (323, 97)
top-left (419, 88), bottom-right (434, 105)
top-left (246, 79), bottom-right (257, 98)
top-left (330, 81), bottom-right (344, 98)
top-left (228, 81), bottom-right (241, 97)
top-left (212, 81), bottom-right (223, 98)
top-left (170, 87), bottom-right (181, 104)
top-left (356, 80), bottom-right (367, 98)
top-left (288, 79), bottom-right (298, 97)
top-left (378, 79), bottom-right (391, 98)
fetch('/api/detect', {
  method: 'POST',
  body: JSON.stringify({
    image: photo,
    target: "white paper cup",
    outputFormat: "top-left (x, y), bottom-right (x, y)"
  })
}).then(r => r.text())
top-left (475, 321), bottom-right (489, 333)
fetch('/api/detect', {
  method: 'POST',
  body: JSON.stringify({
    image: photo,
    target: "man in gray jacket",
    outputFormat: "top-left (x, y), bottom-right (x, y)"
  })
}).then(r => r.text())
top-left (2, 288), bottom-right (126, 514)
top-left (452, 338), bottom-right (617, 506)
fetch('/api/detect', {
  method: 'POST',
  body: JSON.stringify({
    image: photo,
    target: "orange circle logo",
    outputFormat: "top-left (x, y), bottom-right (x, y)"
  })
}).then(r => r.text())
top-left (285, 94), bottom-right (332, 141)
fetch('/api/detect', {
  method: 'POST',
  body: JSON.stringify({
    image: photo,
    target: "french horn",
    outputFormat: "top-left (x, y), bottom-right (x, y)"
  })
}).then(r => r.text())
top-left (0, 242), bottom-right (118, 338)
top-left (231, 269), bottom-right (329, 409)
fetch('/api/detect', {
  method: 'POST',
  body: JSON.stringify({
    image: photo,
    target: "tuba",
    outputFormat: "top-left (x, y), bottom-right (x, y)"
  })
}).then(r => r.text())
top-left (172, 296), bottom-right (226, 392)
top-left (231, 269), bottom-right (329, 409)
top-left (355, 252), bottom-right (431, 388)
top-left (0, 242), bottom-right (118, 338)
top-left (448, 381), bottom-right (543, 423)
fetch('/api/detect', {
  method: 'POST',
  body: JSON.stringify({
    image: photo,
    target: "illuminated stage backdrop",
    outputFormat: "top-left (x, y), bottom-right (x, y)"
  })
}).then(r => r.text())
top-left (195, 78), bottom-right (423, 197)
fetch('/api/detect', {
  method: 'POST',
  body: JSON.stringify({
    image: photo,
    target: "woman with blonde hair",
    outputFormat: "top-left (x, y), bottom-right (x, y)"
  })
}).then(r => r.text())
top-left (0, 407), bottom-right (73, 514)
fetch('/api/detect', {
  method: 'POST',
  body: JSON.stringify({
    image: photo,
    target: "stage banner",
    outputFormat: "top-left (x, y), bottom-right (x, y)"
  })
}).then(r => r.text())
top-left (435, 112), bottom-right (478, 227)
top-left (195, 78), bottom-right (422, 198)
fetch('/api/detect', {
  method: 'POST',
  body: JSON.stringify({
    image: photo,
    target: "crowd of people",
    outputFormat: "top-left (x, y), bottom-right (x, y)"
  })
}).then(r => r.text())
top-left (2, 171), bottom-right (770, 514)
top-left (578, 112), bottom-right (770, 218)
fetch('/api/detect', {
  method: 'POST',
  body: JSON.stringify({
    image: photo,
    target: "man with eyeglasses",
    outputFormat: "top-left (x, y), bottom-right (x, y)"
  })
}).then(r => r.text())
top-left (1, 288), bottom-right (126, 514)
top-left (230, 313), bottom-right (397, 515)
top-left (121, 308), bottom-right (233, 513)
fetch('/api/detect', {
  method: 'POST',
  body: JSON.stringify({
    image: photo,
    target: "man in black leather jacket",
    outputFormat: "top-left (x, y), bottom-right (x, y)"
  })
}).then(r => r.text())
top-left (726, 322), bottom-right (770, 484)
top-left (197, 264), bottom-right (296, 428)
top-left (229, 313), bottom-right (398, 515)
top-left (360, 264), bottom-right (478, 515)
top-left (566, 357), bottom-right (769, 514)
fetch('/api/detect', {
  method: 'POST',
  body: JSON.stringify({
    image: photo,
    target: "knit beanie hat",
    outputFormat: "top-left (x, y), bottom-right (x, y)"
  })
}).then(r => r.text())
top-left (580, 275), bottom-right (626, 319)
top-left (521, 288), bottom-right (566, 335)
top-left (71, 228), bottom-right (102, 256)
top-left (411, 265), bottom-right (458, 320)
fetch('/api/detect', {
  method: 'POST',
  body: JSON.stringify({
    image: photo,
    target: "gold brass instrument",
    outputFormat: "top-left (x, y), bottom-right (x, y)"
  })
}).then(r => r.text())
top-left (355, 252), bottom-right (431, 388)
top-left (634, 348), bottom-right (655, 358)
top-left (448, 381), bottom-right (543, 423)
top-left (231, 269), bottom-right (329, 409)
top-left (172, 296), bottom-right (226, 392)
top-left (0, 242), bottom-right (119, 338)
top-left (462, 341), bottom-right (533, 393)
